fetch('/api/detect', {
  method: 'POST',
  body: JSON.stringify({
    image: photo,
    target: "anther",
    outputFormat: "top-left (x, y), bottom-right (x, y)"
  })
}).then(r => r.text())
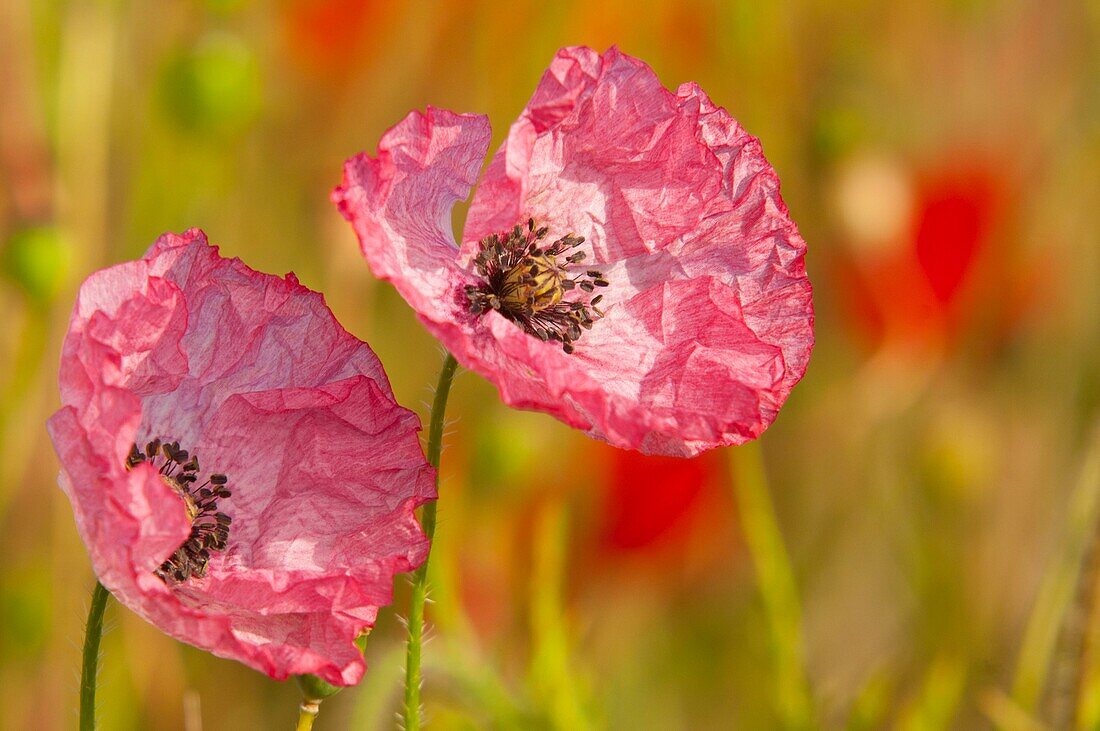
top-left (464, 219), bottom-right (608, 353)
top-left (127, 439), bottom-right (232, 585)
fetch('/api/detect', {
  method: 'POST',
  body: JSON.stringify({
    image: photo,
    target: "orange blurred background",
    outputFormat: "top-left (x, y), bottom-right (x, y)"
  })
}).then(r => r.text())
top-left (1, 1), bottom-right (1097, 728)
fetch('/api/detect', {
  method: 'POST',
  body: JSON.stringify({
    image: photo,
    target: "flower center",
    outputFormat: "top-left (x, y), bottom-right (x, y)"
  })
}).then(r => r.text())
top-left (465, 219), bottom-right (608, 354)
top-left (127, 438), bottom-right (232, 585)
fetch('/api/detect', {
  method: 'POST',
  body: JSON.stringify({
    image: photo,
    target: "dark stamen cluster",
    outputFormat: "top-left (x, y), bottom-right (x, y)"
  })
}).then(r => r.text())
top-left (464, 218), bottom-right (608, 353)
top-left (127, 439), bottom-right (232, 585)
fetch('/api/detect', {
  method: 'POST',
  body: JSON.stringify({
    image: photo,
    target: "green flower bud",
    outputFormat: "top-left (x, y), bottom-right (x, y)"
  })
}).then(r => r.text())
top-left (3, 225), bottom-right (71, 303)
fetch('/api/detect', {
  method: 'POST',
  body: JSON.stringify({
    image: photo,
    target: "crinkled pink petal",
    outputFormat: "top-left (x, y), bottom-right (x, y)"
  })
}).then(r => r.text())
top-left (48, 229), bottom-right (435, 685)
top-left (334, 107), bottom-right (491, 324)
top-left (334, 46), bottom-right (813, 457)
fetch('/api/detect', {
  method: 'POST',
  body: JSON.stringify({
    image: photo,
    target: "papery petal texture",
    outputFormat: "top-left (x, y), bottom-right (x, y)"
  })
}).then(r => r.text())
top-left (48, 229), bottom-right (435, 685)
top-left (334, 46), bottom-right (813, 457)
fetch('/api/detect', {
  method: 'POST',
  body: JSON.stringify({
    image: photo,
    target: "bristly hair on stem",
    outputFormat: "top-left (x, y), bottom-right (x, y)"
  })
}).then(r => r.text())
top-left (404, 352), bottom-right (459, 731)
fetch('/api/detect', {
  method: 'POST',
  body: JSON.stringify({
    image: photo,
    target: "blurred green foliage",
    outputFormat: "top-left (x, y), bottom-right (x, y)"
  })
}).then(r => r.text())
top-left (2, 225), bottom-right (71, 304)
top-left (159, 32), bottom-right (261, 138)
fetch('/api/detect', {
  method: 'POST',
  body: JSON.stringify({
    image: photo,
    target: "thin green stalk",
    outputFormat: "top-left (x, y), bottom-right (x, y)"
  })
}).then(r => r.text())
top-left (295, 700), bottom-right (320, 731)
top-left (732, 443), bottom-right (814, 730)
top-left (1012, 422), bottom-right (1100, 717)
top-left (1045, 452), bottom-right (1100, 729)
top-left (897, 655), bottom-right (966, 731)
top-left (293, 672), bottom-right (344, 730)
top-left (80, 581), bottom-right (110, 731)
top-left (528, 502), bottom-right (589, 729)
top-left (404, 352), bottom-right (458, 731)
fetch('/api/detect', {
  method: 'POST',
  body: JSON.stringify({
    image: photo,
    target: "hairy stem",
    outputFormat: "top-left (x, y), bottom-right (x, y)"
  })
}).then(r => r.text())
top-left (404, 352), bottom-right (458, 731)
top-left (80, 581), bottom-right (110, 731)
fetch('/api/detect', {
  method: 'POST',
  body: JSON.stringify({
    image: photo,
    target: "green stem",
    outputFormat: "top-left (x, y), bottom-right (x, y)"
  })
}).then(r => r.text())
top-left (1046, 490), bottom-right (1100, 728)
top-left (1013, 422), bottom-right (1100, 718)
top-left (404, 352), bottom-right (458, 731)
top-left (80, 581), bottom-right (110, 731)
top-left (732, 443), bottom-right (814, 730)
top-left (295, 699), bottom-right (320, 731)
top-left (528, 502), bottom-right (588, 729)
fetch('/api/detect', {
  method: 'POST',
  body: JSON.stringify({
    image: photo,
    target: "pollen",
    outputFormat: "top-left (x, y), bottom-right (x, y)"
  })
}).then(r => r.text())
top-left (127, 439), bottom-right (232, 585)
top-left (464, 219), bottom-right (607, 353)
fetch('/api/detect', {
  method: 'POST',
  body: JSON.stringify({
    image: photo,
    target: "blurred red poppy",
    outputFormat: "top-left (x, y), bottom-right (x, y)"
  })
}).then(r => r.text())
top-left (281, 0), bottom-right (392, 80)
top-left (835, 155), bottom-right (1018, 351)
top-left (913, 166), bottom-right (998, 308)
top-left (596, 447), bottom-right (731, 566)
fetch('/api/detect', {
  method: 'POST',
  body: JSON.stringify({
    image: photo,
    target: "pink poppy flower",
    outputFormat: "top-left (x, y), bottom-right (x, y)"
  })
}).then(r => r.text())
top-left (334, 46), bottom-right (813, 457)
top-left (47, 229), bottom-right (435, 685)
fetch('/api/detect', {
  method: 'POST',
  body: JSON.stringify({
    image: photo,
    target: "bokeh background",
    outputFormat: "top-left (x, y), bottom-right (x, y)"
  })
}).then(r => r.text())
top-left (1, 1), bottom-right (1098, 728)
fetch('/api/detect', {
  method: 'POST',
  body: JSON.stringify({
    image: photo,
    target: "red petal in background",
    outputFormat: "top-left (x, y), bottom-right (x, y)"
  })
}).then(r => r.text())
top-left (837, 158), bottom-right (1012, 351)
top-left (913, 166), bottom-right (998, 306)
top-left (599, 448), bottom-right (726, 553)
